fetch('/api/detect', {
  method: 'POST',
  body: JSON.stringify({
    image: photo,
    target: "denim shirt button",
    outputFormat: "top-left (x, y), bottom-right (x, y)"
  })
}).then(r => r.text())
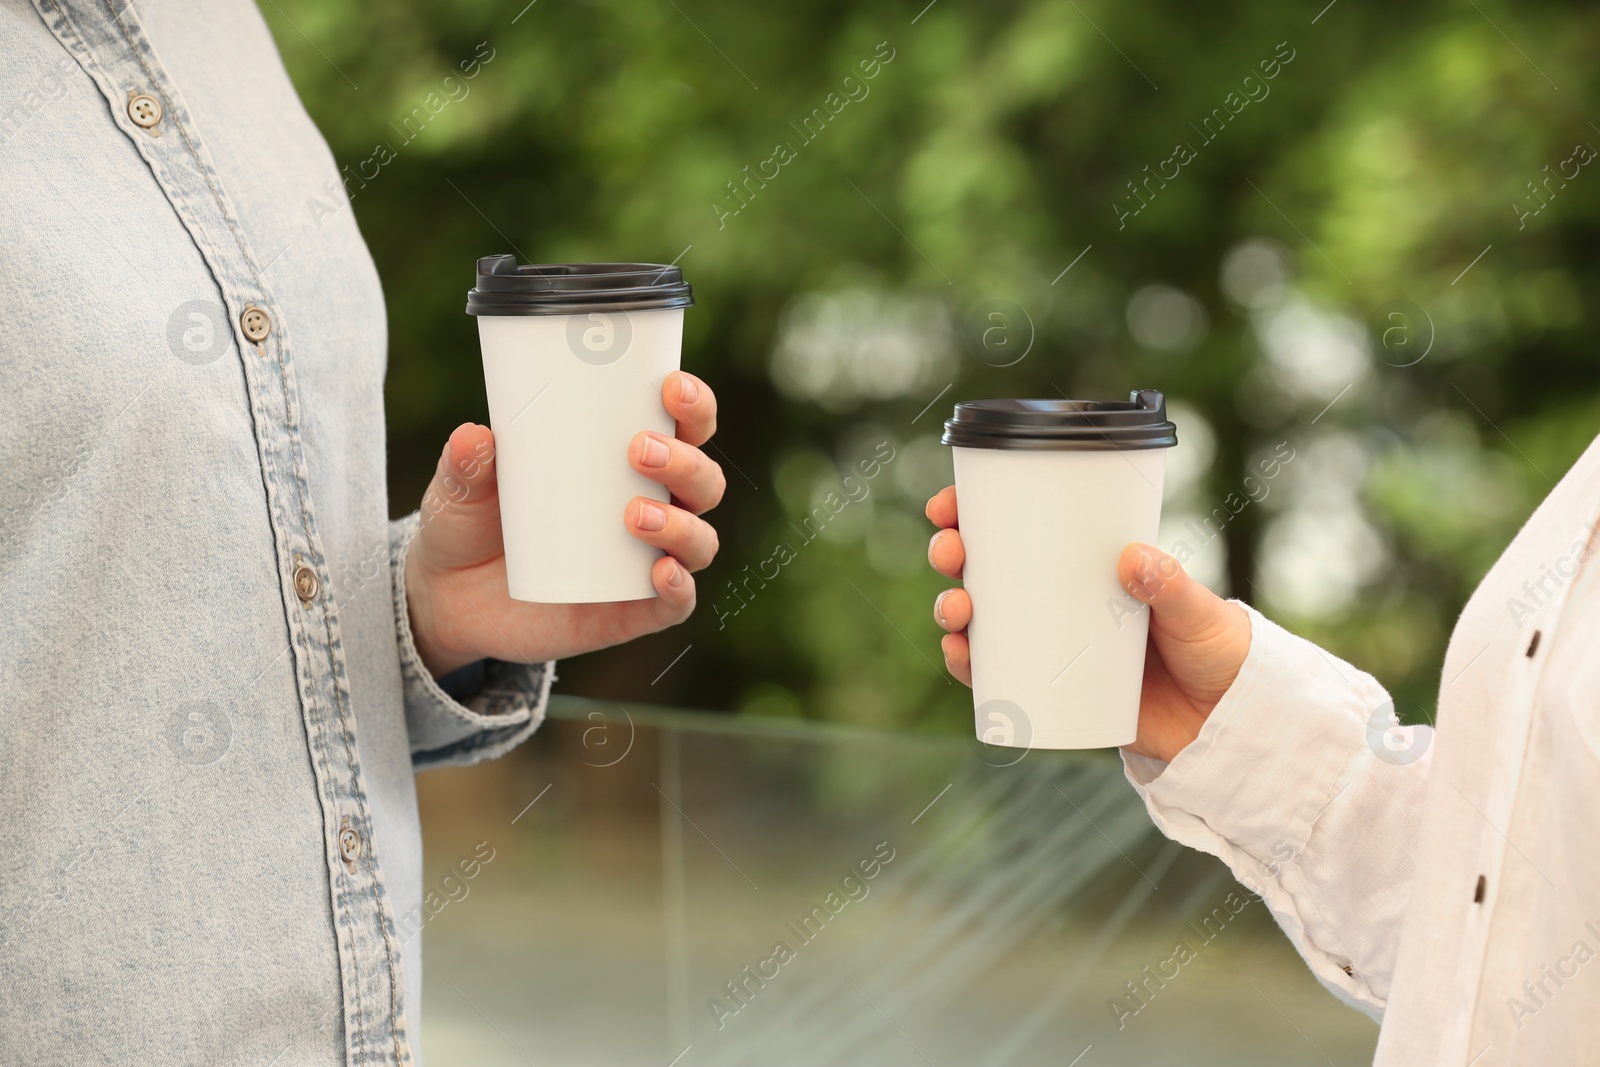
top-left (125, 90), bottom-right (161, 130)
top-left (338, 821), bottom-right (363, 869)
top-left (293, 563), bottom-right (319, 604)
top-left (240, 305), bottom-right (272, 344)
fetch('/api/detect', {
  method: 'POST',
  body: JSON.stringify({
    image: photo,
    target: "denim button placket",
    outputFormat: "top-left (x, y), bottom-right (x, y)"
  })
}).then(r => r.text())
top-left (29, 1), bottom-right (415, 1062)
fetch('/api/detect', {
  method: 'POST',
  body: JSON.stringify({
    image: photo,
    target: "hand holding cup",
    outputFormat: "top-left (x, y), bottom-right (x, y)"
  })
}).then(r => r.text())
top-left (403, 256), bottom-right (722, 678)
top-left (926, 487), bottom-right (1251, 763)
top-left (404, 369), bottom-right (724, 679)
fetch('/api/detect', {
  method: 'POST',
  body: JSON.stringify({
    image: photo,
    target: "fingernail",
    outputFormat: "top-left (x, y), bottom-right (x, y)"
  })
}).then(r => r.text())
top-left (928, 529), bottom-right (946, 561)
top-left (636, 500), bottom-right (668, 531)
top-left (678, 373), bottom-right (699, 404)
top-left (641, 434), bottom-right (671, 468)
top-left (934, 589), bottom-right (951, 626)
top-left (667, 560), bottom-right (686, 587)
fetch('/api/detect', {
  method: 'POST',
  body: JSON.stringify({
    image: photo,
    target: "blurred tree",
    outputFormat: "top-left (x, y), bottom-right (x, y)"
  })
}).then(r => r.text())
top-left (261, 0), bottom-right (1600, 734)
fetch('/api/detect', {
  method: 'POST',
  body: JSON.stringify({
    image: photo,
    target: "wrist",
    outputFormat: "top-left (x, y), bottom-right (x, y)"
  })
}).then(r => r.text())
top-left (404, 549), bottom-right (474, 679)
top-left (1129, 704), bottom-right (1210, 765)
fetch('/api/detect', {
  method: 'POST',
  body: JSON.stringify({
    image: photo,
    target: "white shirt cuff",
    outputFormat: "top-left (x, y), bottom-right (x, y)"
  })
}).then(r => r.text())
top-left (1121, 602), bottom-right (1382, 878)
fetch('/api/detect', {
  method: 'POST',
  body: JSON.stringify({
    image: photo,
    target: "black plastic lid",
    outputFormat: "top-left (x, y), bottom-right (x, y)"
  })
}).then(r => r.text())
top-left (466, 255), bottom-right (695, 316)
top-left (941, 390), bottom-right (1178, 451)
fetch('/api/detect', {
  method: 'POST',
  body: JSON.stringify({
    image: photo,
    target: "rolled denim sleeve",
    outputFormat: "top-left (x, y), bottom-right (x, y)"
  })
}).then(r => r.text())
top-left (1121, 603), bottom-right (1431, 1020)
top-left (388, 512), bottom-right (555, 769)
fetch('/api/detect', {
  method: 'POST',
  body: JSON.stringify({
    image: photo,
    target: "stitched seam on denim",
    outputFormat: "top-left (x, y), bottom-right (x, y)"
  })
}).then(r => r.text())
top-left (260, 392), bottom-right (378, 1050)
top-left (34, 0), bottom-right (91, 66)
top-left (27, 5), bottom-right (367, 1052)
top-left (289, 579), bottom-right (372, 1055)
top-left (314, 572), bottom-right (413, 1062)
top-left (33, 0), bottom-right (250, 339)
top-left (70, 3), bottom-right (395, 1054)
top-left (236, 93), bottom-right (406, 1063)
top-left (95, 0), bottom-right (263, 281)
top-left (26, 3), bottom-right (407, 1059)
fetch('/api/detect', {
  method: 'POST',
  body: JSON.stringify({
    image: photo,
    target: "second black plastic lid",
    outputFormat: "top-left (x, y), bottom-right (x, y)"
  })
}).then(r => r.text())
top-left (466, 255), bottom-right (695, 316)
top-left (941, 390), bottom-right (1178, 450)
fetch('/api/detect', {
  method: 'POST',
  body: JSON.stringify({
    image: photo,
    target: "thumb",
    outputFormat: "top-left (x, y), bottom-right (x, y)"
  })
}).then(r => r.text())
top-left (423, 423), bottom-right (499, 509)
top-left (414, 423), bottom-right (503, 571)
top-left (1117, 543), bottom-right (1234, 643)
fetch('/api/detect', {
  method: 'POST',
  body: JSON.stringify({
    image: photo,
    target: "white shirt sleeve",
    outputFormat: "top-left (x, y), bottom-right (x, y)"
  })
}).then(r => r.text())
top-left (1121, 603), bottom-right (1433, 1019)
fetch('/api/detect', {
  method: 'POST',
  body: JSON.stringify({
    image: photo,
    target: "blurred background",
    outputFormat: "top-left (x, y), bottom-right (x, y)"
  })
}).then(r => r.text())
top-left (254, 2), bottom-right (1599, 1062)
top-left (264, 0), bottom-right (1600, 734)
top-left (410, 701), bottom-right (1383, 1065)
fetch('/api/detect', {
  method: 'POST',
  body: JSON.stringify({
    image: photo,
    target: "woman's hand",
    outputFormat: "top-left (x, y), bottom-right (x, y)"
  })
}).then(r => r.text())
top-left (404, 370), bottom-right (724, 677)
top-left (925, 485), bottom-right (1252, 763)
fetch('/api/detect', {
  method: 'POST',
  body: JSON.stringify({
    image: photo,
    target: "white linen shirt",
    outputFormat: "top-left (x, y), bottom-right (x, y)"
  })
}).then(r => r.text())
top-left (1124, 432), bottom-right (1600, 1065)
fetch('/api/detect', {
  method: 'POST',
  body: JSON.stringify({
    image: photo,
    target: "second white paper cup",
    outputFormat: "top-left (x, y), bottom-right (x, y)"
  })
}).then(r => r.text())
top-left (943, 392), bottom-right (1177, 750)
top-left (468, 258), bottom-right (693, 603)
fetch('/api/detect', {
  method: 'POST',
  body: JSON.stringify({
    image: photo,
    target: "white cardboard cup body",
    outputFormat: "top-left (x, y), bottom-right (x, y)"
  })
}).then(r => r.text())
top-left (477, 308), bottom-right (682, 603)
top-left (953, 446), bottom-right (1167, 749)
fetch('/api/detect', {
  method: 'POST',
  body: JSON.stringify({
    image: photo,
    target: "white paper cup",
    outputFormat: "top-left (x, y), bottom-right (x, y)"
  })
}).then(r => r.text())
top-left (942, 392), bottom-right (1177, 750)
top-left (467, 257), bottom-right (693, 603)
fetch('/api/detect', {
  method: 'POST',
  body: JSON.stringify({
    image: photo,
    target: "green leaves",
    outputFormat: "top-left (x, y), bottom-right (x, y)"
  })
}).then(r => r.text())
top-left (264, 0), bottom-right (1600, 731)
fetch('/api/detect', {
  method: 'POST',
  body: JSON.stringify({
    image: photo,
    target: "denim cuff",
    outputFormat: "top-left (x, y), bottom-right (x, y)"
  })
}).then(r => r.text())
top-left (388, 512), bottom-right (555, 769)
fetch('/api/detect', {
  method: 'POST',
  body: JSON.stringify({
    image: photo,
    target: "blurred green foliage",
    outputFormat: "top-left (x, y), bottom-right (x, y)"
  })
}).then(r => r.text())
top-left (261, 0), bottom-right (1600, 733)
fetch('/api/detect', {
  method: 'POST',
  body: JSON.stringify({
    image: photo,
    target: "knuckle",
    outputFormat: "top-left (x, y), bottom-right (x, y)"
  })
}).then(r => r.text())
top-left (680, 439), bottom-right (702, 474)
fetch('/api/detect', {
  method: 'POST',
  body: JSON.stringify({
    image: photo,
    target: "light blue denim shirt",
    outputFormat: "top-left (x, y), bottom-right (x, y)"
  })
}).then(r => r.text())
top-left (0, 2), bottom-right (552, 1063)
